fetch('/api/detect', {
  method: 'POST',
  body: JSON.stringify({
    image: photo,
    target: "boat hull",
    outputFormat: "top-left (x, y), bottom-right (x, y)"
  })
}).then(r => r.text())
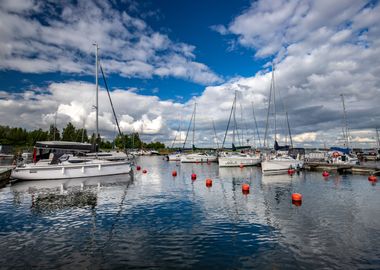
top-left (167, 154), bottom-right (181, 161)
top-left (261, 159), bottom-right (303, 175)
top-left (180, 154), bottom-right (217, 163)
top-left (11, 161), bottom-right (132, 181)
top-left (218, 156), bottom-right (261, 167)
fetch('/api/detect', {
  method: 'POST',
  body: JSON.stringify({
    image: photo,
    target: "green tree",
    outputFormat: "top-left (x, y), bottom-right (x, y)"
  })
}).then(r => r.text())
top-left (62, 122), bottom-right (77, 141)
top-left (48, 124), bottom-right (61, 141)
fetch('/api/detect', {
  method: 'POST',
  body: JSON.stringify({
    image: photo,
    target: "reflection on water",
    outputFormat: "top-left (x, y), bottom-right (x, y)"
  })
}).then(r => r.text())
top-left (0, 156), bottom-right (379, 269)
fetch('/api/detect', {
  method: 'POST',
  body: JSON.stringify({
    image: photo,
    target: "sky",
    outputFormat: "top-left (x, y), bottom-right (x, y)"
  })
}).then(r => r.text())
top-left (0, 0), bottom-right (380, 149)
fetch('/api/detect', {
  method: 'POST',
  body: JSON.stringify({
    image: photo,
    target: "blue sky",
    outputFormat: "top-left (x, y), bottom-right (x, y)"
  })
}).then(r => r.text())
top-left (1, 0), bottom-right (380, 148)
top-left (0, 0), bottom-right (263, 100)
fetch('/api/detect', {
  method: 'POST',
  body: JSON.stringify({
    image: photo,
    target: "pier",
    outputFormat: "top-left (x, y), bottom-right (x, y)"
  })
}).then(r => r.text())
top-left (304, 161), bottom-right (380, 175)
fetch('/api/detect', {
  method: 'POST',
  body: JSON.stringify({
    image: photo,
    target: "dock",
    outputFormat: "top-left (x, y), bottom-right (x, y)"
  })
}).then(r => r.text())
top-left (304, 161), bottom-right (380, 175)
top-left (0, 166), bottom-right (13, 187)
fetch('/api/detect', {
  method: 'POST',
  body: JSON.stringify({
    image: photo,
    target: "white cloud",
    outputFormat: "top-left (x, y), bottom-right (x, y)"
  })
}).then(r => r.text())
top-left (0, 0), bottom-right (222, 85)
top-left (1, 0), bottom-right (380, 148)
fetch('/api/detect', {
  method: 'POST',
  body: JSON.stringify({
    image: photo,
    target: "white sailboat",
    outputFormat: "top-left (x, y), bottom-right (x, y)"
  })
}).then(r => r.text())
top-left (180, 103), bottom-right (217, 163)
top-left (218, 91), bottom-right (261, 167)
top-left (11, 43), bottom-right (132, 181)
top-left (167, 117), bottom-right (183, 161)
top-left (261, 64), bottom-right (303, 175)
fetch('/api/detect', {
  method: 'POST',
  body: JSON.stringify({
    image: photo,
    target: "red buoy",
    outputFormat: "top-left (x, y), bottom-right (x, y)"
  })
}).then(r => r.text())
top-left (142, 169), bottom-right (147, 174)
top-left (292, 200), bottom-right (302, 207)
top-left (368, 175), bottom-right (377, 182)
top-left (172, 170), bottom-right (177, 177)
top-left (322, 171), bottom-right (329, 177)
top-left (206, 178), bottom-right (212, 187)
top-left (288, 169), bottom-right (295, 175)
top-left (292, 193), bottom-right (302, 201)
top-left (242, 184), bottom-right (250, 192)
top-left (136, 165), bottom-right (141, 171)
top-left (239, 164), bottom-right (244, 168)
top-left (191, 173), bottom-right (197, 180)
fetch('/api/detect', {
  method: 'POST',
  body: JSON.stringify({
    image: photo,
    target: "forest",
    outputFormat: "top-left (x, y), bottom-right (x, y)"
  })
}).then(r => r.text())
top-left (0, 123), bottom-right (166, 150)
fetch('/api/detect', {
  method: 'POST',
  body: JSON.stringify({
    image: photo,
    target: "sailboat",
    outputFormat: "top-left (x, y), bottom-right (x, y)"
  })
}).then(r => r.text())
top-left (11, 43), bottom-right (132, 180)
top-left (261, 64), bottom-right (303, 175)
top-left (326, 94), bottom-right (359, 165)
top-left (218, 91), bottom-right (261, 167)
top-left (180, 103), bottom-right (218, 163)
top-left (167, 117), bottom-right (183, 161)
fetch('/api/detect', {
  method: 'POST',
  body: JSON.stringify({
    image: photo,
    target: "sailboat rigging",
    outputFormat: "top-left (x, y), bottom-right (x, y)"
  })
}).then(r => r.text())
top-left (11, 43), bottom-right (132, 180)
top-left (261, 63), bottom-right (303, 174)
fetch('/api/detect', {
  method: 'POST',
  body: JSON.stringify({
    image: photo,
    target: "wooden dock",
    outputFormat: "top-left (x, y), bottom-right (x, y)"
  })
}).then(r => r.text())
top-left (304, 161), bottom-right (380, 175)
top-left (0, 167), bottom-right (12, 187)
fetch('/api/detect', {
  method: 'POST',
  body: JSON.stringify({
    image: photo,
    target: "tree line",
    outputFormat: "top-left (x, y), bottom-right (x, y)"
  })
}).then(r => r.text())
top-left (0, 123), bottom-right (165, 150)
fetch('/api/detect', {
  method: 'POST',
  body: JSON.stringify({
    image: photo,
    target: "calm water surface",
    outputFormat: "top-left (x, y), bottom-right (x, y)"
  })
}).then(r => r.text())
top-left (0, 156), bottom-right (379, 269)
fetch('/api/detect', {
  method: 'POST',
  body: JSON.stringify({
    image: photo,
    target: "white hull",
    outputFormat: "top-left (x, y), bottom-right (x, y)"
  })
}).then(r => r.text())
top-left (180, 153), bottom-right (218, 163)
top-left (167, 154), bottom-right (181, 161)
top-left (11, 160), bottom-right (132, 181)
top-left (261, 159), bottom-right (303, 175)
top-left (218, 155), bottom-right (261, 167)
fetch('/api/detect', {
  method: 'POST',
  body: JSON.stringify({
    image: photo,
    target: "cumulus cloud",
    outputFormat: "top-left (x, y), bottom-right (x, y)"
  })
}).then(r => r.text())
top-left (0, 0), bottom-right (222, 85)
top-left (1, 0), bottom-right (380, 148)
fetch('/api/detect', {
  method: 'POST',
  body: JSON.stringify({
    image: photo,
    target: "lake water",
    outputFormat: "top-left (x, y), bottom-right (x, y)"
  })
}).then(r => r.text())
top-left (0, 156), bottom-right (379, 269)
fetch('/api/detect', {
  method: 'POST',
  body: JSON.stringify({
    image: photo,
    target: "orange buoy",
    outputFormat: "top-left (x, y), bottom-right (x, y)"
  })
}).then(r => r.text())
top-left (292, 200), bottom-right (302, 206)
top-left (172, 170), bottom-right (177, 177)
top-left (136, 165), bottom-right (141, 171)
top-left (142, 169), bottom-right (147, 174)
top-left (322, 171), bottom-right (329, 177)
top-left (242, 190), bottom-right (249, 195)
top-left (191, 173), bottom-right (197, 180)
top-left (288, 168), bottom-right (295, 175)
top-left (292, 193), bottom-right (302, 201)
top-left (368, 175), bottom-right (377, 182)
top-left (206, 178), bottom-right (212, 187)
top-left (239, 164), bottom-right (244, 168)
top-left (242, 183), bottom-right (250, 192)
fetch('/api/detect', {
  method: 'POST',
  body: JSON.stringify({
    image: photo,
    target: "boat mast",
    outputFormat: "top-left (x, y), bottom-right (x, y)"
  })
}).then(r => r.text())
top-left (286, 111), bottom-right (293, 148)
top-left (182, 105), bottom-right (195, 150)
top-left (272, 63), bottom-right (277, 143)
top-left (252, 102), bottom-right (262, 148)
top-left (222, 91), bottom-right (236, 149)
top-left (94, 42), bottom-right (99, 156)
top-left (263, 76), bottom-right (272, 148)
top-left (54, 110), bottom-right (57, 141)
top-left (340, 94), bottom-right (350, 148)
top-left (192, 102), bottom-right (196, 151)
top-left (233, 92), bottom-right (236, 147)
top-left (212, 120), bottom-right (220, 150)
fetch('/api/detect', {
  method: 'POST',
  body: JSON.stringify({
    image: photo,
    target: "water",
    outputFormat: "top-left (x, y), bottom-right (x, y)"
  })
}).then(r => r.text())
top-left (1, 156), bottom-right (379, 269)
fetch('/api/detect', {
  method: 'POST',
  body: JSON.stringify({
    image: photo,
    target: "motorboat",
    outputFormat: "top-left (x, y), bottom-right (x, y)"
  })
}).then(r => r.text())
top-left (261, 155), bottom-right (303, 175)
top-left (11, 44), bottom-right (132, 181)
top-left (166, 152), bottom-right (182, 161)
top-left (180, 152), bottom-right (218, 163)
top-left (11, 142), bottom-right (132, 180)
top-left (218, 152), bottom-right (261, 167)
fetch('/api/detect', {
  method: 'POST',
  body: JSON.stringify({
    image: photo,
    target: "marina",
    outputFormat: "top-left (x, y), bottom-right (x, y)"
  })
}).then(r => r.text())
top-left (0, 156), bottom-right (379, 269)
top-left (1, 0), bottom-right (380, 269)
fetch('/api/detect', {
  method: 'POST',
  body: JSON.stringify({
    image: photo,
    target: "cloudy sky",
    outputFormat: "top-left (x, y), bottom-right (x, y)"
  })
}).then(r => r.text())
top-left (0, 0), bottom-right (379, 148)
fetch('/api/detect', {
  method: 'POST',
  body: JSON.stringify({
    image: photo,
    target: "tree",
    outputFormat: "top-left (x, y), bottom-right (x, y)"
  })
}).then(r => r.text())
top-left (62, 122), bottom-right (77, 141)
top-left (48, 124), bottom-right (61, 141)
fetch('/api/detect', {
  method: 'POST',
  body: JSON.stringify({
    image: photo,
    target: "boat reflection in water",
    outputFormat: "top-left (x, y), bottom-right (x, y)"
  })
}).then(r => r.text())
top-left (10, 173), bottom-right (133, 212)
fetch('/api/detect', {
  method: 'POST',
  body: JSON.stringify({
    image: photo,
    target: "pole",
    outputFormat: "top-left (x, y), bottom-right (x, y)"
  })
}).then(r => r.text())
top-left (94, 42), bottom-right (99, 156)
top-left (340, 94), bottom-right (350, 148)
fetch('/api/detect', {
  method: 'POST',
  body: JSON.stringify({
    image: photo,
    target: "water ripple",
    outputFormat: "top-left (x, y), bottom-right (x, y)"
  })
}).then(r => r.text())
top-left (0, 157), bottom-right (379, 269)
